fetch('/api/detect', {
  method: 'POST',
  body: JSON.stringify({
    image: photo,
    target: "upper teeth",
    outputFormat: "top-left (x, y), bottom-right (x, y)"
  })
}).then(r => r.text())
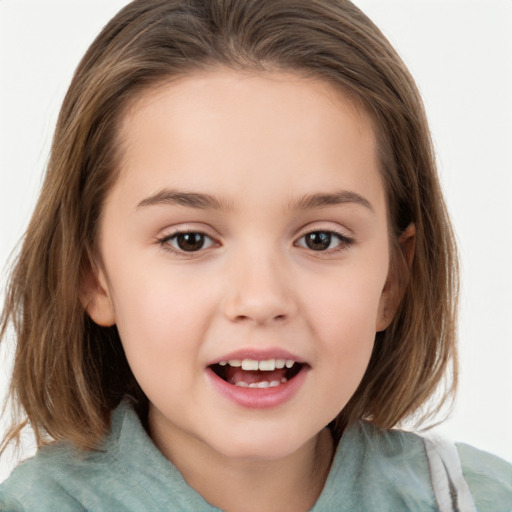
top-left (218, 358), bottom-right (295, 371)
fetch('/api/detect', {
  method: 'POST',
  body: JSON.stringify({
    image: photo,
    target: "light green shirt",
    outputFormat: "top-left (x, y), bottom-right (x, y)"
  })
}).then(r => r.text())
top-left (1, 401), bottom-right (511, 511)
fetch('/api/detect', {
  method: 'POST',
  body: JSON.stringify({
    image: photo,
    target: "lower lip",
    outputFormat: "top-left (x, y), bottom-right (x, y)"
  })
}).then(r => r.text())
top-left (206, 366), bottom-right (308, 409)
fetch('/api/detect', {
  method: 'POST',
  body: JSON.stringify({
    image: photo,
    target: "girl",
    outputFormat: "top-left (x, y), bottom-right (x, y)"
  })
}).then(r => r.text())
top-left (0, 0), bottom-right (511, 510)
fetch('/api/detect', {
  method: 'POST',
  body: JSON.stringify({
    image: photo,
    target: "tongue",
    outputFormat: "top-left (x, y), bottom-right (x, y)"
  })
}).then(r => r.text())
top-left (225, 367), bottom-right (287, 385)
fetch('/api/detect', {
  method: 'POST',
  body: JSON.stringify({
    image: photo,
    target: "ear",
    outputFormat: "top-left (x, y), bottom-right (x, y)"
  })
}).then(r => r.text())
top-left (376, 223), bottom-right (416, 332)
top-left (80, 259), bottom-right (116, 327)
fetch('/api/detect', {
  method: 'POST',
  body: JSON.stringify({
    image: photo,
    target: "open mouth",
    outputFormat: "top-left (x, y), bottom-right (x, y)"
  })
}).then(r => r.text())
top-left (209, 358), bottom-right (305, 388)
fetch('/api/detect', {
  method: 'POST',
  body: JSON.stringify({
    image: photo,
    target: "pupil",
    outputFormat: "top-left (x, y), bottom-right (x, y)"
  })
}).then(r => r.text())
top-left (177, 233), bottom-right (204, 251)
top-left (306, 232), bottom-right (331, 251)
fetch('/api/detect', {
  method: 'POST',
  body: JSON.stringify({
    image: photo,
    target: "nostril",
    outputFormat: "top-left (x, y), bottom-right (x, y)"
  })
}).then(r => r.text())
top-left (232, 313), bottom-right (288, 324)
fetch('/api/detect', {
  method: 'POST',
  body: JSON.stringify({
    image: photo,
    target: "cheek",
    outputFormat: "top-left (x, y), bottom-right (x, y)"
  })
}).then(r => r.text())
top-left (317, 297), bottom-right (377, 377)
top-left (112, 290), bottom-right (200, 404)
top-left (300, 263), bottom-right (386, 385)
top-left (301, 290), bottom-right (379, 428)
top-left (109, 253), bottom-right (211, 332)
top-left (304, 266), bottom-right (386, 340)
top-left (107, 270), bottom-right (209, 384)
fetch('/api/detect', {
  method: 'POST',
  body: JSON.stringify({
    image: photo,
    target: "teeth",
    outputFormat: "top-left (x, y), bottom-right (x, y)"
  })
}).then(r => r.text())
top-left (241, 359), bottom-right (259, 371)
top-left (222, 358), bottom-right (297, 371)
top-left (258, 359), bottom-right (275, 371)
top-left (247, 381), bottom-right (271, 389)
top-left (233, 378), bottom-right (289, 388)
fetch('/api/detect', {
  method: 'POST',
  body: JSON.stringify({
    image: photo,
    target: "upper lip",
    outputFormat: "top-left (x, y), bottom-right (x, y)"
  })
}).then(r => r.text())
top-left (207, 348), bottom-right (306, 367)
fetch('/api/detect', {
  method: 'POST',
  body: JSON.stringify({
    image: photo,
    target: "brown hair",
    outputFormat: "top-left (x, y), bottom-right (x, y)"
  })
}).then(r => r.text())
top-left (1, 0), bottom-right (458, 452)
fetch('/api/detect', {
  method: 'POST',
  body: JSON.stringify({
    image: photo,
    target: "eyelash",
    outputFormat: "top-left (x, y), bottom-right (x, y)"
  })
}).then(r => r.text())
top-left (156, 229), bottom-right (353, 256)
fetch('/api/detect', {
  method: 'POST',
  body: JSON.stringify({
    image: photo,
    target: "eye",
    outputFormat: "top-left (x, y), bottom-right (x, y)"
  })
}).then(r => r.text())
top-left (296, 230), bottom-right (351, 252)
top-left (161, 231), bottom-right (215, 253)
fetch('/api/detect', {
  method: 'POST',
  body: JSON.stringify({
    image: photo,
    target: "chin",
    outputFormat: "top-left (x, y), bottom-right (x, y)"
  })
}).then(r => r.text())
top-left (207, 426), bottom-right (316, 462)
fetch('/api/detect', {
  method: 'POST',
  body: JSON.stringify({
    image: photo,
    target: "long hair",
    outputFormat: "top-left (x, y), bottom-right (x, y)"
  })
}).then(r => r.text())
top-left (1, 0), bottom-right (458, 451)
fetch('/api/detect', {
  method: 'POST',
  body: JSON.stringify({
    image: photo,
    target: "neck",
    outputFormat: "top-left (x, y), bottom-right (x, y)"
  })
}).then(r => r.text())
top-left (149, 416), bottom-right (334, 512)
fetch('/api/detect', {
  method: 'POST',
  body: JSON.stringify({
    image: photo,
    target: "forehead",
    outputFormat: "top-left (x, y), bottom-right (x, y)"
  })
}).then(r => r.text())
top-left (120, 69), bottom-right (375, 151)
top-left (112, 69), bottom-right (384, 213)
top-left (123, 69), bottom-right (373, 125)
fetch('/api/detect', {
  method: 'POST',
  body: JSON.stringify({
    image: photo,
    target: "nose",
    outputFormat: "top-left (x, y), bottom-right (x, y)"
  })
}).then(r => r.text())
top-left (222, 248), bottom-right (297, 326)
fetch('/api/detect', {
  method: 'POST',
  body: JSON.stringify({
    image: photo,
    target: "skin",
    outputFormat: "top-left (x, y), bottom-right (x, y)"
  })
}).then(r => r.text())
top-left (84, 70), bottom-right (412, 511)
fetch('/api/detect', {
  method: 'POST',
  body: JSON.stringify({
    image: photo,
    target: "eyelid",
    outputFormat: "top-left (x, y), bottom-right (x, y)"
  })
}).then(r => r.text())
top-left (157, 222), bottom-right (219, 241)
top-left (295, 221), bottom-right (353, 240)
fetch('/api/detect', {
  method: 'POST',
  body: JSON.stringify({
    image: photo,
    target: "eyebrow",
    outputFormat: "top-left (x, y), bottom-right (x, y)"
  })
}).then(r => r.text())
top-left (137, 188), bottom-right (373, 212)
top-left (137, 190), bottom-right (231, 210)
top-left (291, 190), bottom-right (374, 212)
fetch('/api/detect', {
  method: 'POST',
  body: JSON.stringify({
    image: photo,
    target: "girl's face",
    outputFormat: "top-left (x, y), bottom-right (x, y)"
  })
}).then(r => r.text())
top-left (87, 70), bottom-right (398, 462)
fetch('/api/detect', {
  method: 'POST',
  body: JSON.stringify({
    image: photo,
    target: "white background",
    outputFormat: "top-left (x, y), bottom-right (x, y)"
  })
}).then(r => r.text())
top-left (0, 0), bottom-right (511, 482)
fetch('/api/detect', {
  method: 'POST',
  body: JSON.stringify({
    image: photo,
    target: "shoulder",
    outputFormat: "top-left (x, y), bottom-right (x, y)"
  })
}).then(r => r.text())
top-left (0, 401), bottom-right (141, 511)
top-left (457, 442), bottom-right (512, 512)
top-left (0, 441), bottom-right (92, 511)
top-left (0, 401), bottom-right (219, 512)
top-left (320, 422), bottom-right (512, 511)
top-left (0, 437), bottom-right (120, 512)
top-left (360, 423), bottom-right (512, 512)
top-left (368, 424), bottom-right (512, 511)
top-left (318, 422), bottom-right (439, 511)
